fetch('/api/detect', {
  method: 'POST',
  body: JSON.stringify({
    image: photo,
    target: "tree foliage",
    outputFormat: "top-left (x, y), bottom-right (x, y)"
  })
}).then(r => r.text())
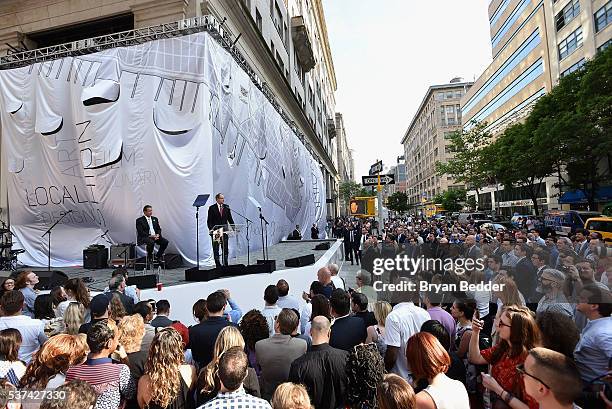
top-left (524, 46), bottom-right (612, 210)
top-left (433, 189), bottom-right (466, 213)
top-left (435, 122), bottom-right (495, 203)
top-left (488, 122), bottom-right (553, 215)
top-left (386, 192), bottom-right (409, 214)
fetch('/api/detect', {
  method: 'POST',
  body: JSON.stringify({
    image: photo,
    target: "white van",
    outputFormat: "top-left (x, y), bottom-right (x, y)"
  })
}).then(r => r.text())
top-left (458, 212), bottom-right (487, 225)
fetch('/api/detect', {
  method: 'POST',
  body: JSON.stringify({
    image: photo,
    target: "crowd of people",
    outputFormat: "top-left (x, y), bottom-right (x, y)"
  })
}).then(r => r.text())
top-left (0, 213), bottom-right (609, 409)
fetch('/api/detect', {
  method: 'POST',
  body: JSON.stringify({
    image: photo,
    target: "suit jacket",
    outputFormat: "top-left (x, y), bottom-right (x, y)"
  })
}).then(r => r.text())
top-left (207, 203), bottom-right (235, 232)
top-left (136, 216), bottom-right (162, 244)
top-left (255, 335), bottom-right (307, 399)
top-left (150, 315), bottom-right (173, 328)
top-left (329, 315), bottom-right (367, 351)
top-left (465, 245), bottom-right (483, 260)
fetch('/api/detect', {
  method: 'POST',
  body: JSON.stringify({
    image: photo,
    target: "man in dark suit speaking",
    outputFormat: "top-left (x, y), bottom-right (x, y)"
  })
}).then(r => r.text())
top-left (136, 205), bottom-right (169, 261)
top-left (207, 193), bottom-right (235, 267)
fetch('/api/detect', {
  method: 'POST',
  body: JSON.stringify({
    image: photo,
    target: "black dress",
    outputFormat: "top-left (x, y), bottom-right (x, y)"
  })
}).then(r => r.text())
top-left (147, 376), bottom-right (195, 409)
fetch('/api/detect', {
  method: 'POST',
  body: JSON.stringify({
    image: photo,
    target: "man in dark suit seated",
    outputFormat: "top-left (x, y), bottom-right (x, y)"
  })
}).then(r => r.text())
top-left (207, 193), bottom-right (235, 267)
top-left (329, 288), bottom-right (366, 351)
top-left (136, 205), bottom-right (169, 262)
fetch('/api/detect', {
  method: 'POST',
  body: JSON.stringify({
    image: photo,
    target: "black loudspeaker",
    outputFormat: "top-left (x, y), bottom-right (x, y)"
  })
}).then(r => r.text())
top-left (127, 274), bottom-right (157, 289)
top-left (284, 254), bottom-right (316, 268)
top-left (314, 242), bottom-right (330, 250)
top-left (185, 267), bottom-right (221, 282)
top-left (257, 259), bottom-right (276, 273)
top-left (33, 270), bottom-right (69, 290)
top-left (83, 246), bottom-right (108, 269)
top-left (110, 244), bottom-right (135, 260)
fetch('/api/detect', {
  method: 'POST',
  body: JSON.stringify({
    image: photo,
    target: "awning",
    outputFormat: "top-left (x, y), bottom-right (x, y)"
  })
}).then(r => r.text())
top-left (559, 186), bottom-right (612, 204)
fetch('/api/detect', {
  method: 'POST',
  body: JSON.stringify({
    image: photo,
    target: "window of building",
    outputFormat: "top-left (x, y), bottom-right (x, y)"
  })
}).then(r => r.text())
top-left (555, 0), bottom-right (580, 31)
top-left (271, 41), bottom-right (275, 56)
top-left (560, 58), bottom-right (585, 77)
top-left (454, 90), bottom-right (462, 98)
top-left (558, 26), bottom-right (583, 60)
top-left (273, 2), bottom-right (284, 39)
top-left (599, 38), bottom-right (612, 52)
top-left (595, 1), bottom-right (612, 32)
top-left (255, 8), bottom-right (262, 31)
top-left (445, 91), bottom-right (453, 99)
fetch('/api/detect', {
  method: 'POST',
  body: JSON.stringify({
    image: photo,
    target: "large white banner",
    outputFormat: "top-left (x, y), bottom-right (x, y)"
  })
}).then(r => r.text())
top-left (0, 33), bottom-right (327, 267)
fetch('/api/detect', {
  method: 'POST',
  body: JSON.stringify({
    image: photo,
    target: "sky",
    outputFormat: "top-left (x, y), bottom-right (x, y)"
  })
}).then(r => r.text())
top-left (322, 0), bottom-right (493, 180)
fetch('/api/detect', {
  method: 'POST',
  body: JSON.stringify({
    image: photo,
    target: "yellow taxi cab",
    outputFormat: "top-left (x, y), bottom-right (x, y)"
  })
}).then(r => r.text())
top-left (584, 217), bottom-right (612, 241)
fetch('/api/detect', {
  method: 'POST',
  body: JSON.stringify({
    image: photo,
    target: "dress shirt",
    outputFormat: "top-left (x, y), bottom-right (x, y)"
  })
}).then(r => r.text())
top-left (146, 216), bottom-right (155, 236)
top-left (574, 317), bottom-right (612, 382)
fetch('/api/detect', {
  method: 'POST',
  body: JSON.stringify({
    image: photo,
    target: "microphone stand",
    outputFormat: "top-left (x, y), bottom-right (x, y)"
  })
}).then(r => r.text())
top-left (258, 208), bottom-right (269, 260)
top-left (42, 210), bottom-right (72, 272)
top-left (228, 206), bottom-right (252, 265)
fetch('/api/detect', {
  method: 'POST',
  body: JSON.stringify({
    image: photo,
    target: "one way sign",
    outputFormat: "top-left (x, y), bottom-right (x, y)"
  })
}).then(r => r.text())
top-left (362, 174), bottom-right (395, 186)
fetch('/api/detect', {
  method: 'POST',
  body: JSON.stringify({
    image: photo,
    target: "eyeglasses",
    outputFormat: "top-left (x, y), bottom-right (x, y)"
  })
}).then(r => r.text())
top-left (497, 320), bottom-right (511, 328)
top-left (516, 364), bottom-right (550, 389)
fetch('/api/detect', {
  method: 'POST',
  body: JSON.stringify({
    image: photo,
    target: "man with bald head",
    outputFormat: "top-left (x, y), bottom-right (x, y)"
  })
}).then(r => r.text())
top-left (316, 266), bottom-right (335, 299)
top-left (464, 235), bottom-right (482, 260)
top-left (288, 316), bottom-right (348, 409)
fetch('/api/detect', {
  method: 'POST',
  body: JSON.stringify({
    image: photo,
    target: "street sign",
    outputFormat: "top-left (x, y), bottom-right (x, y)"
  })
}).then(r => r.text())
top-left (362, 174), bottom-right (395, 186)
top-left (369, 160), bottom-right (383, 175)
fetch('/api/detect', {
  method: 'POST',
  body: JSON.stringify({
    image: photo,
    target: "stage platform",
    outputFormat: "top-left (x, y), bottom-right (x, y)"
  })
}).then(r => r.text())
top-left (10, 239), bottom-right (345, 324)
top-left (34, 239), bottom-right (338, 292)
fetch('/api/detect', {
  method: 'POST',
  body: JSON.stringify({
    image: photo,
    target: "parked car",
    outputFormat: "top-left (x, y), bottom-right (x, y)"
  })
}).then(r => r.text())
top-left (510, 214), bottom-right (532, 228)
top-left (458, 212), bottom-right (487, 225)
top-left (584, 217), bottom-right (612, 241)
top-left (479, 222), bottom-right (515, 232)
top-left (544, 210), bottom-right (602, 236)
top-left (450, 212), bottom-right (460, 221)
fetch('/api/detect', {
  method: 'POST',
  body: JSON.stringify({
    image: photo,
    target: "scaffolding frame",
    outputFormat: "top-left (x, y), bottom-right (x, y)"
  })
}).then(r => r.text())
top-left (0, 15), bottom-right (326, 165)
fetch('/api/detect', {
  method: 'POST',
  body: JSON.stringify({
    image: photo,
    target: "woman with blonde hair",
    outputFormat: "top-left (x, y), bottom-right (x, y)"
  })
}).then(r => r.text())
top-left (365, 301), bottom-right (392, 355)
top-left (196, 326), bottom-right (260, 405)
top-left (63, 302), bottom-right (85, 335)
top-left (271, 382), bottom-right (312, 409)
top-left (491, 274), bottom-right (525, 342)
top-left (137, 328), bottom-right (196, 409)
top-left (116, 314), bottom-right (147, 383)
top-left (20, 334), bottom-right (88, 390)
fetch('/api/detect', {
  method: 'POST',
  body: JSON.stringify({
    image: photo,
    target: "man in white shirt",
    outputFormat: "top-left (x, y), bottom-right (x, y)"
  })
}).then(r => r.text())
top-left (328, 263), bottom-right (345, 290)
top-left (382, 280), bottom-right (430, 381)
top-left (261, 285), bottom-right (282, 337)
top-left (276, 279), bottom-right (301, 311)
top-left (0, 290), bottom-right (47, 364)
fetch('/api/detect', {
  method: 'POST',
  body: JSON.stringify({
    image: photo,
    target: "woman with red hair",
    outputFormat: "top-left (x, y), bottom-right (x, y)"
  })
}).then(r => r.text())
top-left (406, 332), bottom-right (470, 409)
top-left (20, 334), bottom-right (88, 390)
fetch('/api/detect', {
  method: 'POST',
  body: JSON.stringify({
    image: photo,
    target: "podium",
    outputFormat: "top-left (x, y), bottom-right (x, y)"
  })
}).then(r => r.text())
top-left (211, 224), bottom-right (245, 265)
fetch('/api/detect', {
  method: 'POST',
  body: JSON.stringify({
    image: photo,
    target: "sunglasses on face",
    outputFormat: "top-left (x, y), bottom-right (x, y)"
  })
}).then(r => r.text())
top-left (516, 363), bottom-right (551, 389)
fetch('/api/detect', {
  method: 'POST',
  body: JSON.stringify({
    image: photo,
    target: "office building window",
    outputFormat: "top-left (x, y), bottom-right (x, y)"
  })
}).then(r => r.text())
top-left (556, 0), bottom-right (580, 31)
top-left (560, 58), bottom-right (585, 77)
top-left (255, 8), bottom-right (262, 31)
top-left (558, 26), bottom-right (583, 59)
top-left (595, 1), bottom-right (612, 32)
top-left (271, 41), bottom-right (275, 56)
top-left (599, 38), bottom-right (612, 52)
top-left (273, 2), bottom-right (283, 39)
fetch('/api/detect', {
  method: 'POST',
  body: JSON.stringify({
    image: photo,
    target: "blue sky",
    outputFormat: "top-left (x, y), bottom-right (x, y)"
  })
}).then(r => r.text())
top-left (323, 0), bottom-right (493, 179)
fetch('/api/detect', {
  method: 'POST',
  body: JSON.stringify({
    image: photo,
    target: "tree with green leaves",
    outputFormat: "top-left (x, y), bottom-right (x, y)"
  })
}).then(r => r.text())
top-left (528, 46), bottom-right (612, 210)
top-left (435, 121), bottom-right (495, 208)
top-left (433, 189), bottom-right (466, 212)
top-left (386, 192), bottom-right (409, 214)
top-left (488, 122), bottom-right (554, 215)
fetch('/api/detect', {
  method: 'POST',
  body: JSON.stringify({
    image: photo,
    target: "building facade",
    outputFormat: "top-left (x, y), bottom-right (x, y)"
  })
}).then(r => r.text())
top-left (461, 0), bottom-right (612, 215)
top-left (0, 0), bottom-right (342, 216)
top-left (401, 79), bottom-right (473, 210)
top-left (335, 112), bottom-right (354, 183)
